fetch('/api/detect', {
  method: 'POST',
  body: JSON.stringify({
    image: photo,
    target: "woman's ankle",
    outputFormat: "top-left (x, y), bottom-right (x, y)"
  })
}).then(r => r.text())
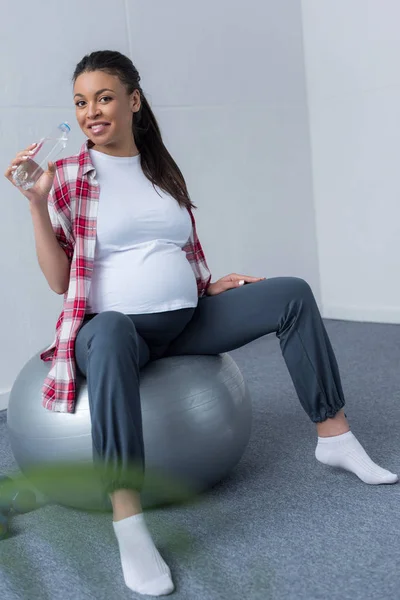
top-left (109, 488), bottom-right (143, 521)
top-left (316, 408), bottom-right (350, 438)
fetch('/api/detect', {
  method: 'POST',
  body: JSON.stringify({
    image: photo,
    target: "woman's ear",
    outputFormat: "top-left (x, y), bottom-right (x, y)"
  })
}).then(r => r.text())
top-left (131, 89), bottom-right (141, 113)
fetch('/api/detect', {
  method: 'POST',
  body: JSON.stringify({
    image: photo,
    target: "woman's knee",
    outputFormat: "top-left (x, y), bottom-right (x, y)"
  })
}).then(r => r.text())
top-left (288, 277), bottom-right (314, 299)
top-left (278, 277), bottom-right (316, 310)
top-left (87, 311), bottom-right (138, 348)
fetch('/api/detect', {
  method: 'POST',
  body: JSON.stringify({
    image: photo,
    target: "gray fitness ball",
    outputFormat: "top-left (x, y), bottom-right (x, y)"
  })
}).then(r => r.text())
top-left (7, 351), bottom-right (252, 511)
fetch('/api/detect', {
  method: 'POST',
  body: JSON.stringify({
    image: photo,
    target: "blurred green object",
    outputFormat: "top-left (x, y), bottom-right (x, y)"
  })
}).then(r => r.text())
top-left (0, 475), bottom-right (38, 516)
top-left (0, 475), bottom-right (14, 513)
top-left (0, 512), bottom-right (9, 540)
top-left (11, 489), bottom-right (37, 514)
top-left (2, 462), bottom-right (202, 514)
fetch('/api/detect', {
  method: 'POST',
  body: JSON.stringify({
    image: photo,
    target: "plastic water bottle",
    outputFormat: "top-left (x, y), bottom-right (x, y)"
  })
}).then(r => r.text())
top-left (13, 122), bottom-right (71, 190)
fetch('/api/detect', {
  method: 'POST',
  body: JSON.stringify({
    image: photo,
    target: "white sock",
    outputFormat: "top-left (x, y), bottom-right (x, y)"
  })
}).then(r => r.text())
top-left (112, 512), bottom-right (174, 596)
top-left (315, 430), bottom-right (398, 485)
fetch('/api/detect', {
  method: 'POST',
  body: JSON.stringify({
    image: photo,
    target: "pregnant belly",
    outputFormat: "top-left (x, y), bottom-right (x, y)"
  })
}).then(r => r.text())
top-left (89, 248), bottom-right (198, 311)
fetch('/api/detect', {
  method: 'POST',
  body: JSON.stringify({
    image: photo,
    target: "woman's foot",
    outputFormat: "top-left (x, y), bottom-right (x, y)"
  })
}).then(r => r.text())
top-left (113, 512), bottom-right (175, 596)
top-left (315, 430), bottom-right (398, 485)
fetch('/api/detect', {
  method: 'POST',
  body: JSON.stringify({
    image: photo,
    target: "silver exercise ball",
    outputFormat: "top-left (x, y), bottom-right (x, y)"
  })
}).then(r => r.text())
top-left (7, 351), bottom-right (252, 511)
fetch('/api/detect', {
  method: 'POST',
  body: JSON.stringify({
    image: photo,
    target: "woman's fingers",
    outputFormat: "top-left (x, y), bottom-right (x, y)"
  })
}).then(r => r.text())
top-left (239, 275), bottom-right (265, 282)
top-left (22, 143), bottom-right (38, 155)
top-left (15, 144), bottom-right (37, 160)
top-left (5, 157), bottom-right (24, 182)
top-left (11, 155), bottom-right (28, 166)
top-left (4, 144), bottom-right (35, 182)
top-left (4, 160), bottom-right (19, 180)
top-left (4, 144), bottom-right (37, 177)
top-left (4, 165), bottom-right (14, 181)
top-left (11, 144), bottom-right (38, 165)
top-left (9, 144), bottom-right (38, 164)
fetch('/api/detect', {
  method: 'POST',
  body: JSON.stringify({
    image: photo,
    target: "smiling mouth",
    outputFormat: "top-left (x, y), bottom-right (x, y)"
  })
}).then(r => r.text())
top-left (89, 123), bottom-right (111, 135)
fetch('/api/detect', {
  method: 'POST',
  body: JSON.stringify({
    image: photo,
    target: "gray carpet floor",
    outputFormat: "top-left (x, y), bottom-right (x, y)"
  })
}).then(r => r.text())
top-left (1, 318), bottom-right (400, 600)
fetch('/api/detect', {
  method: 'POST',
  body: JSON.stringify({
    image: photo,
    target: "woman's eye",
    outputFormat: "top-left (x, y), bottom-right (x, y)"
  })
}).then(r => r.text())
top-left (75, 97), bottom-right (111, 108)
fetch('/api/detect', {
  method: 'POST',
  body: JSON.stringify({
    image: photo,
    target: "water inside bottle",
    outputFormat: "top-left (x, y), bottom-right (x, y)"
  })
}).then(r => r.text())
top-left (13, 159), bottom-right (44, 190)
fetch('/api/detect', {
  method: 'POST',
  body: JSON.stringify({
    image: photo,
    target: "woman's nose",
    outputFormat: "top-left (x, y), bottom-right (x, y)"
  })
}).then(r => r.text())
top-left (87, 104), bottom-right (101, 119)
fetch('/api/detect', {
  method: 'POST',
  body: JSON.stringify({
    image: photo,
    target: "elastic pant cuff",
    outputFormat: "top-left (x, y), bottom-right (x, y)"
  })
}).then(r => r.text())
top-left (311, 403), bottom-right (346, 424)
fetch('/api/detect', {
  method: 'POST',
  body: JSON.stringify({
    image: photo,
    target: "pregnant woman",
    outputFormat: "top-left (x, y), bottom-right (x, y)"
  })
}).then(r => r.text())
top-left (5, 50), bottom-right (397, 597)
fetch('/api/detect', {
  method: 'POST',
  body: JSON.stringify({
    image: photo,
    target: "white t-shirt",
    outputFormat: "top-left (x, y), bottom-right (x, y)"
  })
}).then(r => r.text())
top-left (86, 149), bottom-right (199, 315)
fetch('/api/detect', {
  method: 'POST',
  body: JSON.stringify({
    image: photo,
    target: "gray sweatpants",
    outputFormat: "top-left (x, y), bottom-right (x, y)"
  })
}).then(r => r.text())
top-left (75, 277), bottom-right (346, 494)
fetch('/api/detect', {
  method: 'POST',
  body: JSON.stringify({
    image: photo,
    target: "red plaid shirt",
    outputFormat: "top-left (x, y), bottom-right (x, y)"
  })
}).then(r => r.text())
top-left (40, 141), bottom-right (212, 413)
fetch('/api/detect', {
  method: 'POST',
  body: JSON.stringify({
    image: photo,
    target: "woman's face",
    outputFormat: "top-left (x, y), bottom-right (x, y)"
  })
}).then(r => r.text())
top-left (73, 70), bottom-right (141, 154)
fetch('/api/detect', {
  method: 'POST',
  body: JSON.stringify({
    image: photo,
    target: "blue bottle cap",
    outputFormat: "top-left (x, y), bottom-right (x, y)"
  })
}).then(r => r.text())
top-left (59, 122), bottom-right (71, 133)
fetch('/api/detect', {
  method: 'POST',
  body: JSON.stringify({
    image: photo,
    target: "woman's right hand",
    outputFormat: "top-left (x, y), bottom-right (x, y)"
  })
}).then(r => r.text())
top-left (4, 143), bottom-right (56, 208)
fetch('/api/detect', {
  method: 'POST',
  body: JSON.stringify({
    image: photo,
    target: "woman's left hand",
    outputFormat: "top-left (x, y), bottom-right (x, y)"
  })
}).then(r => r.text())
top-left (206, 273), bottom-right (266, 296)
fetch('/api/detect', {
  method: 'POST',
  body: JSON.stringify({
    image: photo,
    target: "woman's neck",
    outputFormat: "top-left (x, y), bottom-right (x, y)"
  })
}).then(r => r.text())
top-left (88, 138), bottom-right (139, 158)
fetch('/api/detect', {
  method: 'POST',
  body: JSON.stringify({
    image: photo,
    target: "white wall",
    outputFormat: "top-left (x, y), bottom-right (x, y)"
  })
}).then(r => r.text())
top-left (0, 0), bottom-right (318, 409)
top-left (302, 0), bottom-right (400, 324)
